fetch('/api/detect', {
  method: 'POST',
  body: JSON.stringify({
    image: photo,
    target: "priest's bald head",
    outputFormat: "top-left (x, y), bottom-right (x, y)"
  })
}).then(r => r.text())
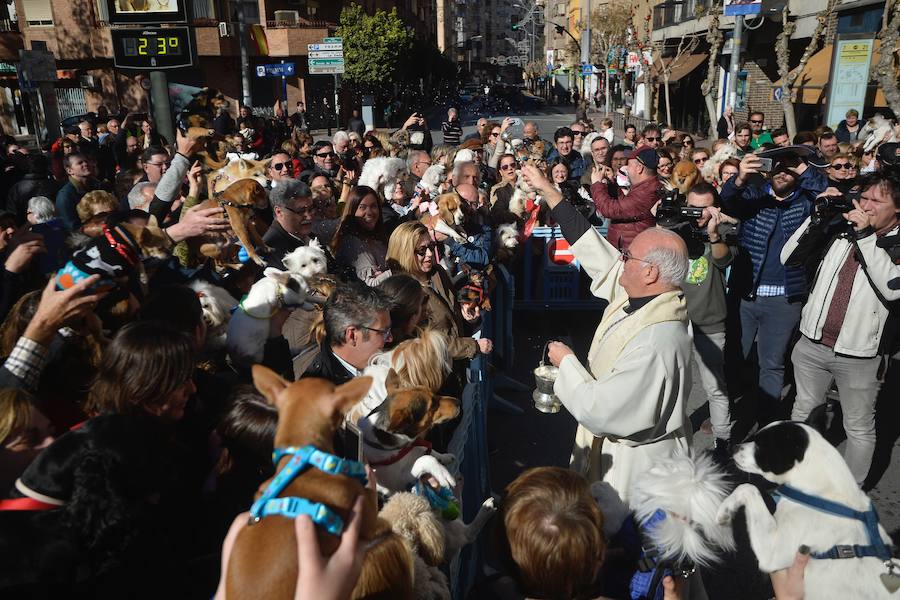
top-left (618, 228), bottom-right (689, 298)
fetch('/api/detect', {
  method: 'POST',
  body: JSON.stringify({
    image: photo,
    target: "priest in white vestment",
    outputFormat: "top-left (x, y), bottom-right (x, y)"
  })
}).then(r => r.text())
top-left (522, 164), bottom-right (694, 504)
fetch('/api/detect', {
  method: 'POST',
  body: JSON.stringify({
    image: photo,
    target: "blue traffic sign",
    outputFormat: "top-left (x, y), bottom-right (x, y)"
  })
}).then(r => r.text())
top-left (255, 62), bottom-right (296, 77)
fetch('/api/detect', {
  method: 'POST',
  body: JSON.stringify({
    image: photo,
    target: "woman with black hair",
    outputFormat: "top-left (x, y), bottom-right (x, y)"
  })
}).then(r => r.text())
top-left (331, 185), bottom-right (392, 286)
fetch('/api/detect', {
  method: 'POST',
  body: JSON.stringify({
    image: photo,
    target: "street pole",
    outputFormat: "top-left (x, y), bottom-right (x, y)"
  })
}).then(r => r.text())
top-left (334, 74), bottom-right (340, 132)
top-left (149, 70), bottom-right (174, 144)
top-left (237, 0), bottom-right (252, 108)
top-left (727, 14), bottom-right (743, 111)
top-left (581, 0), bottom-right (592, 113)
top-left (280, 59), bottom-right (288, 110)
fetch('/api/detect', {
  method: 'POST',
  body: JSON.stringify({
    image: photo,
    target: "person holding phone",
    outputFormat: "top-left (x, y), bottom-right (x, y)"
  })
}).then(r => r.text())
top-left (719, 150), bottom-right (825, 428)
top-left (400, 112), bottom-right (433, 153)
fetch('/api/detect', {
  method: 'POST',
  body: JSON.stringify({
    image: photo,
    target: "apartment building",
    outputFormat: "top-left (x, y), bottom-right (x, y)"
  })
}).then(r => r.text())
top-left (0, 0), bottom-right (438, 137)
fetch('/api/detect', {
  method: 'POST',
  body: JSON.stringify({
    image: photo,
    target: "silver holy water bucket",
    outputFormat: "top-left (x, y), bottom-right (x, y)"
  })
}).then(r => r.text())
top-left (533, 342), bottom-right (561, 413)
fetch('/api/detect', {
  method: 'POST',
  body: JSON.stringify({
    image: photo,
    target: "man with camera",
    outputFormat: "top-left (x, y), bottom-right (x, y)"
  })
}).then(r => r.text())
top-left (720, 150), bottom-right (825, 426)
top-left (591, 146), bottom-right (661, 250)
top-left (663, 182), bottom-right (739, 456)
top-left (781, 174), bottom-right (900, 486)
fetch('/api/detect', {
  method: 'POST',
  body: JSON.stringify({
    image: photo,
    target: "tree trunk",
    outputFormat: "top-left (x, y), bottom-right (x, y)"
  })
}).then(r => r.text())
top-left (664, 73), bottom-right (672, 126)
top-left (705, 93), bottom-right (718, 140)
top-left (605, 67), bottom-right (611, 115)
top-left (781, 92), bottom-right (798, 139)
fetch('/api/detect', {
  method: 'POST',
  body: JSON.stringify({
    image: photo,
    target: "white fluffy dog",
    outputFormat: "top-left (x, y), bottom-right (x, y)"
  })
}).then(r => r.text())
top-left (861, 114), bottom-right (899, 153)
top-left (189, 280), bottom-right (237, 351)
top-left (358, 156), bottom-right (408, 200)
top-left (226, 268), bottom-right (316, 368)
top-left (494, 222), bottom-right (520, 263)
top-left (703, 142), bottom-right (740, 183)
top-left (281, 239), bottom-right (327, 282)
top-left (509, 171), bottom-right (538, 218)
top-left (717, 421), bottom-right (898, 599)
top-left (630, 450), bottom-right (735, 569)
top-left (418, 164), bottom-right (446, 197)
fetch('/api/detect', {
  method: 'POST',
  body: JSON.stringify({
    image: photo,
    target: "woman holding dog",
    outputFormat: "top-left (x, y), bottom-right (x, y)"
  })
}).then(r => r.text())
top-left (332, 186), bottom-right (392, 287)
top-left (385, 221), bottom-right (491, 361)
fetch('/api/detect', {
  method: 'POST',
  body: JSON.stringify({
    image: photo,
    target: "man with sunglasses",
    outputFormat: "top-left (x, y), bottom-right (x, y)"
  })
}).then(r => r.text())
top-left (640, 124), bottom-right (662, 149)
top-left (519, 163), bottom-right (693, 502)
top-left (266, 151), bottom-right (294, 188)
top-left (720, 148), bottom-right (825, 427)
top-left (311, 140), bottom-right (338, 177)
top-left (748, 111), bottom-right (773, 150)
top-left (263, 178), bottom-right (325, 269)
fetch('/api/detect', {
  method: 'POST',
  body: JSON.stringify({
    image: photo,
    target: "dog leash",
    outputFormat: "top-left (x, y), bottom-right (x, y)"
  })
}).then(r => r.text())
top-left (772, 485), bottom-right (893, 561)
top-left (249, 445), bottom-right (367, 535)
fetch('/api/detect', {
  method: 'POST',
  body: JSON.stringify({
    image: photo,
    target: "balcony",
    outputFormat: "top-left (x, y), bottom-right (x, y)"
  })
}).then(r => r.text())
top-left (0, 19), bottom-right (23, 61)
top-left (652, 0), bottom-right (710, 29)
top-left (263, 19), bottom-right (333, 57)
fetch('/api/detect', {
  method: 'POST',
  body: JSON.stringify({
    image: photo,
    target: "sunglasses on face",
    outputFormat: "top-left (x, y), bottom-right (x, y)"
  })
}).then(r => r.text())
top-left (572, 131), bottom-right (585, 136)
top-left (283, 204), bottom-right (315, 215)
top-left (364, 144), bottom-right (375, 150)
top-left (316, 152), bottom-right (336, 158)
top-left (414, 242), bottom-right (438, 257)
top-left (644, 136), bottom-right (659, 142)
top-left (750, 120), bottom-right (764, 124)
top-left (694, 157), bottom-right (708, 164)
top-left (830, 162), bottom-right (855, 170)
top-left (271, 162), bottom-right (292, 171)
top-left (500, 163), bottom-right (516, 171)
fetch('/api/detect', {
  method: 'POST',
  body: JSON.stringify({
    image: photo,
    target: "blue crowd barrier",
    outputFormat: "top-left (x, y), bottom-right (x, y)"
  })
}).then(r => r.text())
top-left (518, 225), bottom-right (608, 310)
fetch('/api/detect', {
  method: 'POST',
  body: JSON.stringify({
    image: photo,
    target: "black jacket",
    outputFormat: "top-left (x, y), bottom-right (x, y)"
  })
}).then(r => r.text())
top-left (301, 344), bottom-right (355, 385)
top-left (262, 220), bottom-right (336, 272)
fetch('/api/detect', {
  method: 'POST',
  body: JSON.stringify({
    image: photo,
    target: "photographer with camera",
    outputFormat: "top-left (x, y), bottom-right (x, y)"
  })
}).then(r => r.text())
top-left (660, 182), bottom-right (739, 457)
top-left (781, 173), bottom-right (900, 486)
top-left (720, 150), bottom-right (825, 426)
top-left (590, 146), bottom-right (661, 250)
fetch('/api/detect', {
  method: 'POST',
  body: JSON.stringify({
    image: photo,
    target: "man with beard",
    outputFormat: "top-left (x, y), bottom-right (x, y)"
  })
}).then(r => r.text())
top-left (720, 151), bottom-right (824, 427)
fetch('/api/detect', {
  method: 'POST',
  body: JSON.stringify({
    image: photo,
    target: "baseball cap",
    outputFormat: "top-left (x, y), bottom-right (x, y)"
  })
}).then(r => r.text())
top-left (626, 145), bottom-right (659, 170)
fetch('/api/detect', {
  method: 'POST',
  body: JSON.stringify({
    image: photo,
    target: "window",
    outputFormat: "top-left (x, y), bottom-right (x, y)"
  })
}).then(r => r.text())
top-left (21, 0), bottom-right (53, 26)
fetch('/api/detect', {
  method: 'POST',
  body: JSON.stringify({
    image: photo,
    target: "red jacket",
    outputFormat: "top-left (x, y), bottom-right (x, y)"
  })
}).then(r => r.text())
top-left (591, 176), bottom-right (660, 250)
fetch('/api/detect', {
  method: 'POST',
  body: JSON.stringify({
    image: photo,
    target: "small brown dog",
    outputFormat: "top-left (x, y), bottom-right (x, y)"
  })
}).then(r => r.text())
top-left (419, 192), bottom-right (466, 242)
top-left (189, 178), bottom-right (270, 267)
top-left (226, 368), bottom-right (413, 600)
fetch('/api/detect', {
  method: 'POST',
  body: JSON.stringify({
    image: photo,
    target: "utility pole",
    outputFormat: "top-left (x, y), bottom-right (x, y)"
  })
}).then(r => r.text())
top-left (237, 0), bottom-right (252, 108)
top-left (581, 0), bottom-right (592, 113)
top-left (727, 15), bottom-right (743, 110)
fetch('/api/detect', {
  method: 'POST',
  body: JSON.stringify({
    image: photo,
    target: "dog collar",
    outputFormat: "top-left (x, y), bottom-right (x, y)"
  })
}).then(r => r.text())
top-left (102, 224), bottom-right (140, 266)
top-left (249, 445), bottom-right (367, 534)
top-left (772, 485), bottom-right (893, 561)
top-left (368, 437), bottom-right (432, 467)
top-left (238, 287), bottom-right (284, 319)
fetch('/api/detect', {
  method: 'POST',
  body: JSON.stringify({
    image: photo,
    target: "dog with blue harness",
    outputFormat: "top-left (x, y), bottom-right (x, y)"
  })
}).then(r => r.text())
top-left (718, 421), bottom-right (900, 598)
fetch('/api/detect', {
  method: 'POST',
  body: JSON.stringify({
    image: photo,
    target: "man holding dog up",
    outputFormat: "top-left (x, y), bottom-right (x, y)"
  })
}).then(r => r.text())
top-left (521, 164), bottom-right (693, 503)
top-left (781, 173), bottom-right (900, 487)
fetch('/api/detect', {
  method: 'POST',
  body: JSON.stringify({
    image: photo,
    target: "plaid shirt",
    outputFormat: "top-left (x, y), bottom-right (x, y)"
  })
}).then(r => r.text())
top-left (4, 336), bottom-right (49, 390)
top-left (755, 284), bottom-right (786, 297)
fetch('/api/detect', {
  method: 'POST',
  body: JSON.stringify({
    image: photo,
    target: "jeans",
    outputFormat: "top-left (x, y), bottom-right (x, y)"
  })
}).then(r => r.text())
top-left (692, 329), bottom-right (732, 441)
top-left (739, 295), bottom-right (802, 425)
top-left (791, 335), bottom-right (883, 485)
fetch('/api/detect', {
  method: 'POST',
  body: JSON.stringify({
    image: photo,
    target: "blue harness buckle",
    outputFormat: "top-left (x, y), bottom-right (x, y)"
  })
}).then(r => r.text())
top-left (248, 445), bottom-right (366, 536)
top-left (836, 545), bottom-right (857, 559)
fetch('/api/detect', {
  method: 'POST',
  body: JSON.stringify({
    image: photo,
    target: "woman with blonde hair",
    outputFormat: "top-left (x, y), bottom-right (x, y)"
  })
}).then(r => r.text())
top-left (385, 221), bottom-right (491, 361)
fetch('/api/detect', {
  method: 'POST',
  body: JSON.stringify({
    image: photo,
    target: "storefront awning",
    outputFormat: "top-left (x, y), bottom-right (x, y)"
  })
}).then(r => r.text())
top-left (773, 41), bottom-right (887, 106)
top-left (639, 52), bottom-right (708, 84)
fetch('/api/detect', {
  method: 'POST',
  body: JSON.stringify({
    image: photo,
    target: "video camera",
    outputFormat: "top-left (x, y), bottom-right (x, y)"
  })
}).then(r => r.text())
top-left (655, 188), bottom-right (738, 259)
top-left (811, 189), bottom-right (861, 227)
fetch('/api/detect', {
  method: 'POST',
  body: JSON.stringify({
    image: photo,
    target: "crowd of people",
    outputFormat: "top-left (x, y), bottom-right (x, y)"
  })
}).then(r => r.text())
top-left (0, 97), bottom-right (897, 599)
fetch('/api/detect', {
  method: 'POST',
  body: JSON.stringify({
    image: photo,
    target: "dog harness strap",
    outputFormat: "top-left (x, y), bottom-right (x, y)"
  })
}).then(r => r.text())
top-left (773, 485), bottom-right (892, 561)
top-left (272, 445), bottom-right (368, 482)
top-left (102, 225), bottom-right (140, 266)
top-left (368, 438), bottom-right (433, 467)
top-left (0, 497), bottom-right (59, 511)
top-left (256, 497), bottom-right (345, 536)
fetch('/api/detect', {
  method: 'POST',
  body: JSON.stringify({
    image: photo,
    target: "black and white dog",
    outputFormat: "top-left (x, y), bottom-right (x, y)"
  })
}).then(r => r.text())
top-left (717, 421), bottom-right (899, 599)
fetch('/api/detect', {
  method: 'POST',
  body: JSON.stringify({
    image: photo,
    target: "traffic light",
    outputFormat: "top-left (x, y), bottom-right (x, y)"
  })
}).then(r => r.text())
top-left (511, 15), bottom-right (519, 30)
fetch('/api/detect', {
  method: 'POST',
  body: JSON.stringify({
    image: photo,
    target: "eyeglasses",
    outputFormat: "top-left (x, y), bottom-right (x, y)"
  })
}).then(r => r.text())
top-left (282, 204), bottom-right (316, 215)
top-left (694, 157), bottom-right (708, 164)
top-left (830, 162), bottom-right (855, 170)
top-left (620, 249), bottom-right (655, 266)
top-left (500, 163), bottom-right (516, 171)
top-left (414, 242), bottom-right (438, 257)
top-left (644, 136), bottom-right (659, 142)
top-left (147, 161), bottom-right (170, 168)
top-left (364, 144), bottom-right (376, 150)
top-left (749, 120), bottom-right (764, 124)
top-left (316, 151), bottom-right (337, 158)
top-left (361, 325), bottom-right (393, 342)
top-left (271, 162), bottom-right (292, 171)
top-left (572, 131), bottom-right (585, 137)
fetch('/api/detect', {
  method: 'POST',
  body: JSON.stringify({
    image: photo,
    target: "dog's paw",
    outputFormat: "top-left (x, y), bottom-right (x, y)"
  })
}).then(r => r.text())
top-left (411, 455), bottom-right (456, 489)
top-left (717, 483), bottom-right (758, 524)
top-left (482, 497), bottom-right (497, 511)
top-left (433, 451), bottom-right (457, 467)
top-left (251, 254), bottom-right (266, 267)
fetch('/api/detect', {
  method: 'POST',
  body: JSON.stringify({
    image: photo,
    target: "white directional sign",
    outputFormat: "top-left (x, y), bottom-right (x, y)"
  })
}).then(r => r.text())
top-left (307, 43), bottom-right (343, 52)
top-left (309, 65), bottom-right (345, 74)
top-left (309, 50), bottom-right (344, 59)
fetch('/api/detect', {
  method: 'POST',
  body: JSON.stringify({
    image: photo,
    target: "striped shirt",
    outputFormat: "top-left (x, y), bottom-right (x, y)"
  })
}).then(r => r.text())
top-left (441, 120), bottom-right (463, 146)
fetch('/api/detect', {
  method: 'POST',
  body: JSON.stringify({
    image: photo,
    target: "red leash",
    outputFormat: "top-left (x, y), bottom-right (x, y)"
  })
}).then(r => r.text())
top-left (369, 438), bottom-right (433, 467)
top-left (0, 497), bottom-right (59, 511)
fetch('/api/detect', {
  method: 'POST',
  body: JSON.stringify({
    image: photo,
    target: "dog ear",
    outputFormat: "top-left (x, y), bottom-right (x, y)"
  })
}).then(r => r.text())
top-left (252, 365), bottom-right (288, 406)
top-left (385, 368), bottom-right (400, 396)
top-left (433, 396), bottom-right (460, 424)
top-left (330, 376), bottom-right (374, 415)
top-left (146, 215), bottom-right (160, 230)
top-left (263, 267), bottom-right (291, 285)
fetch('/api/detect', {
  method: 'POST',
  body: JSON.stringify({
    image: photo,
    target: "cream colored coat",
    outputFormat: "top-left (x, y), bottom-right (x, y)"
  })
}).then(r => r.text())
top-left (553, 227), bottom-right (693, 504)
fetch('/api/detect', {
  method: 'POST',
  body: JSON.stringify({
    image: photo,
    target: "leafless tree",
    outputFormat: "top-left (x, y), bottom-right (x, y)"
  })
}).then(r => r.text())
top-left (700, 7), bottom-right (724, 140)
top-left (775, 0), bottom-right (838, 138)
top-left (658, 34), bottom-right (700, 127)
top-left (874, 0), bottom-right (900, 118)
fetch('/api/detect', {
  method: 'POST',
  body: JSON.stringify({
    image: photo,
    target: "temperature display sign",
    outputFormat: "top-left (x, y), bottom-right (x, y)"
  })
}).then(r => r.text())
top-left (112, 27), bottom-right (193, 69)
